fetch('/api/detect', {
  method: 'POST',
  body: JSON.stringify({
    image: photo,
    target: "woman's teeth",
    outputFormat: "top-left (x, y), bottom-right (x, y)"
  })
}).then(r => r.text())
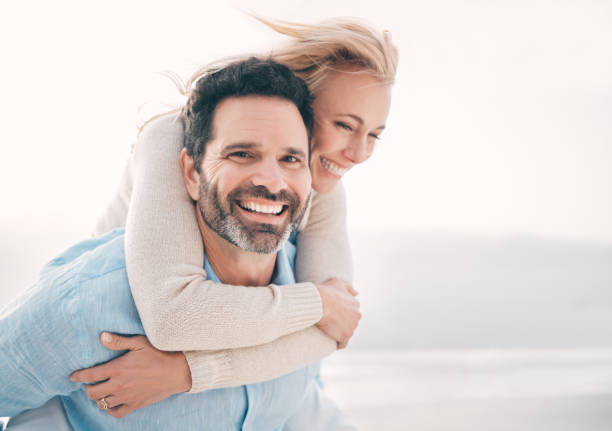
top-left (320, 157), bottom-right (348, 176)
top-left (239, 201), bottom-right (284, 215)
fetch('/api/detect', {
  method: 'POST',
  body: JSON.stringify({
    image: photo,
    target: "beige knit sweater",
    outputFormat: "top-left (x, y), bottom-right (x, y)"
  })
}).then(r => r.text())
top-left (95, 114), bottom-right (353, 392)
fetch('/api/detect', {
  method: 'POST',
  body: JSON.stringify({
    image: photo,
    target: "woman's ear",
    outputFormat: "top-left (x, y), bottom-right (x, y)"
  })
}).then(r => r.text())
top-left (179, 148), bottom-right (200, 201)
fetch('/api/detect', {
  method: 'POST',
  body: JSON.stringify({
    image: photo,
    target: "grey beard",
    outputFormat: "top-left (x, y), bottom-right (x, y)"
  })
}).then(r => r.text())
top-left (211, 211), bottom-right (293, 254)
top-left (198, 180), bottom-right (310, 254)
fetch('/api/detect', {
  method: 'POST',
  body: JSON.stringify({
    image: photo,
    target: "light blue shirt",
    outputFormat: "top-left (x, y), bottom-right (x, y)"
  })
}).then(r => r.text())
top-left (0, 229), bottom-right (319, 430)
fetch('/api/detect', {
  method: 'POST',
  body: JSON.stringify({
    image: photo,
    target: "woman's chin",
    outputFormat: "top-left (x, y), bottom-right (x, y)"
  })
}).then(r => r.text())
top-left (312, 176), bottom-right (340, 194)
top-left (311, 157), bottom-right (344, 194)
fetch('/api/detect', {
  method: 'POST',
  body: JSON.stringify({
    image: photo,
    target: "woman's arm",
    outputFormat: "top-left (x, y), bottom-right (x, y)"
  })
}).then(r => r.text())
top-left (124, 114), bottom-right (323, 351)
top-left (185, 326), bottom-right (335, 392)
top-left (296, 182), bottom-right (353, 285)
top-left (295, 183), bottom-right (359, 349)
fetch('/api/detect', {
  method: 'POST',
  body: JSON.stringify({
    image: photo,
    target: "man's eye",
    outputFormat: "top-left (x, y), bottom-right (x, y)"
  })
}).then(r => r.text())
top-left (230, 151), bottom-right (251, 159)
top-left (368, 133), bottom-right (381, 140)
top-left (335, 122), bottom-right (353, 132)
top-left (282, 155), bottom-right (300, 163)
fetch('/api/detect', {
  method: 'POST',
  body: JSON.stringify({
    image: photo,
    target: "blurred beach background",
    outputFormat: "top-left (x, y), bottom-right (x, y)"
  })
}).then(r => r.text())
top-left (1, 1), bottom-right (611, 429)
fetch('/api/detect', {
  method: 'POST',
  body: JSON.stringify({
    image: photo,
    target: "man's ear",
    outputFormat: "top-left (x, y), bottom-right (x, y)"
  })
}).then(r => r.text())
top-left (179, 148), bottom-right (200, 201)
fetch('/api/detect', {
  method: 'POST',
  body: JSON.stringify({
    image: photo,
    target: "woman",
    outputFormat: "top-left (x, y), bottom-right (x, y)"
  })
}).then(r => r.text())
top-left (74, 15), bottom-right (398, 418)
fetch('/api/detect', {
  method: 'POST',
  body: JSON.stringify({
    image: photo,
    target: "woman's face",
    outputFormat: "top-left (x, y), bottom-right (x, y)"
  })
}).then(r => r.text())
top-left (310, 70), bottom-right (392, 194)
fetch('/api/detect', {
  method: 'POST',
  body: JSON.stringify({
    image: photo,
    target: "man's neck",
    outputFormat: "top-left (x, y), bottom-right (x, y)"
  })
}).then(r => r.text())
top-left (196, 204), bottom-right (277, 286)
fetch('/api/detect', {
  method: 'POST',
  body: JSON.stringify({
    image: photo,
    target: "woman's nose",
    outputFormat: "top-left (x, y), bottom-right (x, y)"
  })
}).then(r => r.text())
top-left (343, 134), bottom-right (372, 164)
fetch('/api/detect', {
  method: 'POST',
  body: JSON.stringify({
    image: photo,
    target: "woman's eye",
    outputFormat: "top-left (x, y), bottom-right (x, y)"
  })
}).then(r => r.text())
top-left (335, 122), bottom-right (353, 132)
top-left (368, 133), bottom-right (381, 140)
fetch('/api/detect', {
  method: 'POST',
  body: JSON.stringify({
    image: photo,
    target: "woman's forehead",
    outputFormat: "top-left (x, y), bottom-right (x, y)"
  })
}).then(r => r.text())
top-left (314, 72), bottom-right (392, 124)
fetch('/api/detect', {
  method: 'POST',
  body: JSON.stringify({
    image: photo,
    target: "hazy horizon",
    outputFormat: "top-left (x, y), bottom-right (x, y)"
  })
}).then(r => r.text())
top-left (3, 228), bottom-right (611, 350)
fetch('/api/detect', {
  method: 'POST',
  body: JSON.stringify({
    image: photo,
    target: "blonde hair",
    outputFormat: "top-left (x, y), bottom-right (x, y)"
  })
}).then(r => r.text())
top-left (182, 15), bottom-right (397, 97)
top-left (256, 15), bottom-right (398, 94)
top-left (141, 15), bottom-right (398, 131)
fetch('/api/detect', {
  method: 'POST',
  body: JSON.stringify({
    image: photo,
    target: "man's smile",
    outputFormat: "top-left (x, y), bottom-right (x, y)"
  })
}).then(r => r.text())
top-left (235, 199), bottom-right (290, 224)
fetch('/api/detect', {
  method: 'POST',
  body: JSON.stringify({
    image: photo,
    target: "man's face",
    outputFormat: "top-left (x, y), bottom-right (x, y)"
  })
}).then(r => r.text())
top-left (195, 96), bottom-right (311, 254)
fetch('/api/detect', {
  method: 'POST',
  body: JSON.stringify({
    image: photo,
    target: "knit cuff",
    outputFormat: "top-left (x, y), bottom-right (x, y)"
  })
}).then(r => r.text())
top-left (184, 350), bottom-right (234, 393)
top-left (278, 282), bottom-right (323, 335)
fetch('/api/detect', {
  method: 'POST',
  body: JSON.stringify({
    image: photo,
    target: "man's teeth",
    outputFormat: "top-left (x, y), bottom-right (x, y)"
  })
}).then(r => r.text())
top-left (240, 201), bottom-right (284, 215)
top-left (321, 157), bottom-right (348, 176)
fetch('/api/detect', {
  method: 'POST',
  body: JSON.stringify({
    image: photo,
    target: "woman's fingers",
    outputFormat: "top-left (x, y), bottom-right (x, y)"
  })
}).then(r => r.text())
top-left (72, 335), bottom-right (189, 418)
top-left (106, 404), bottom-right (135, 419)
top-left (70, 333), bottom-right (147, 383)
top-left (96, 395), bottom-right (121, 410)
top-left (84, 380), bottom-right (116, 401)
top-left (70, 362), bottom-right (112, 384)
top-left (315, 279), bottom-right (362, 344)
top-left (101, 332), bottom-right (148, 351)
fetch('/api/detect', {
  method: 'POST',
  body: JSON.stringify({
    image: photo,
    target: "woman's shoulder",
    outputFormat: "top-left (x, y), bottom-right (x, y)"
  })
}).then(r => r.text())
top-left (310, 181), bottom-right (346, 210)
top-left (138, 112), bottom-right (185, 146)
top-left (297, 181), bottom-right (346, 232)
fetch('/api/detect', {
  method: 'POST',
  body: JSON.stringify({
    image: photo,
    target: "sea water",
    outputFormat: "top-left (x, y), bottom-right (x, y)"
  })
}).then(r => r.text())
top-left (321, 348), bottom-right (612, 430)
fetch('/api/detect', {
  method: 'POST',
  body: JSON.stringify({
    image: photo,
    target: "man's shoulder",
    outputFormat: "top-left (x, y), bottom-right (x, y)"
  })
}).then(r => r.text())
top-left (0, 230), bottom-right (142, 408)
top-left (41, 229), bottom-right (127, 283)
top-left (43, 229), bottom-right (125, 272)
top-left (31, 228), bottom-right (140, 360)
top-left (1, 230), bottom-right (129, 324)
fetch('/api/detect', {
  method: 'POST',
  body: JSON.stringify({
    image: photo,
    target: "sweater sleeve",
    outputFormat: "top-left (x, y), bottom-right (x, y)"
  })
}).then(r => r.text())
top-left (184, 326), bottom-right (335, 392)
top-left (124, 114), bottom-right (322, 352)
top-left (295, 182), bottom-right (353, 285)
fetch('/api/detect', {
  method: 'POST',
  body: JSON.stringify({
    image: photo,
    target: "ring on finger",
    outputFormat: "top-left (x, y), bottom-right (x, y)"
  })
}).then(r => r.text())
top-left (98, 397), bottom-right (109, 410)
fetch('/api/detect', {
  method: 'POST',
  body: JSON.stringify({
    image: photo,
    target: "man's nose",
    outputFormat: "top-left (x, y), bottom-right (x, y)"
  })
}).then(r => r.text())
top-left (343, 134), bottom-right (372, 164)
top-left (250, 159), bottom-right (288, 194)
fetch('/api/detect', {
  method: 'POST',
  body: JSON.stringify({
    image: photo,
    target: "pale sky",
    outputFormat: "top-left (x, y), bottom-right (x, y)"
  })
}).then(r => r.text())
top-left (1, 0), bottom-right (610, 242)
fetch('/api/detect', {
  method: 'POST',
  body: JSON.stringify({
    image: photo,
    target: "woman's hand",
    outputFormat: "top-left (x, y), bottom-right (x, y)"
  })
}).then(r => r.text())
top-left (315, 278), bottom-right (361, 349)
top-left (70, 332), bottom-right (192, 419)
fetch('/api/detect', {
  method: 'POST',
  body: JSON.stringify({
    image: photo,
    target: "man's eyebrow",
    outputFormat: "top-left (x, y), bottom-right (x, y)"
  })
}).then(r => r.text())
top-left (340, 114), bottom-right (386, 130)
top-left (221, 142), bottom-right (261, 152)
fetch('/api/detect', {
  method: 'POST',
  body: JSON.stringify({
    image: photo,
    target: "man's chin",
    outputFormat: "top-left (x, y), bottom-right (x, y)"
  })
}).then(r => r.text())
top-left (215, 216), bottom-right (291, 254)
top-left (225, 235), bottom-right (283, 254)
top-left (238, 228), bottom-right (292, 254)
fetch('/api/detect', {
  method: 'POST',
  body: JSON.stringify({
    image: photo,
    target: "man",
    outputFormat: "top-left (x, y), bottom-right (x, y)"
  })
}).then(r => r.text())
top-left (0, 58), bottom-right (350, 430)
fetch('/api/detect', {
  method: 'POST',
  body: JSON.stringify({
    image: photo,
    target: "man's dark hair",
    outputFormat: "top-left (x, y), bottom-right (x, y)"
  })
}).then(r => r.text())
top-left (183, 57), bottom-right (314, 172)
